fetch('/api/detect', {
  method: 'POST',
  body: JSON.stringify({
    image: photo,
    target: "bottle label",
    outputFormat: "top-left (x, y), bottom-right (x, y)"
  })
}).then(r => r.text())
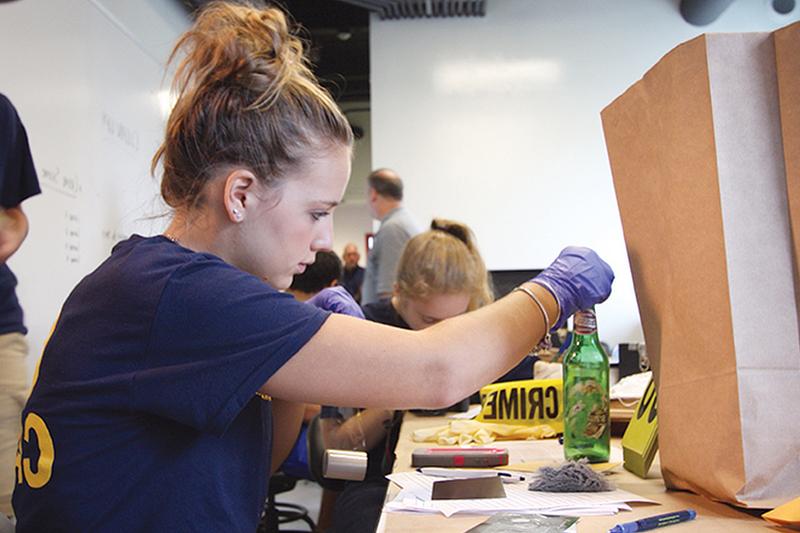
top-left (564, 373), bottom-right (610, 462)
top-left (565, 377), bottom-right (609, 439)
top-left (573, 309), bottom-right (597, 335)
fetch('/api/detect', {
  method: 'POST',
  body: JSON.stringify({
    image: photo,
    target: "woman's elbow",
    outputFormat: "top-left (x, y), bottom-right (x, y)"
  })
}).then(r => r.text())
top-left (417, 356), bottom-right (467, 409)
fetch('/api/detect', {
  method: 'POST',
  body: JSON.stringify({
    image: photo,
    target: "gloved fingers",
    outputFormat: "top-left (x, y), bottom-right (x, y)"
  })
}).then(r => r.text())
top-left (307, 286), bottom-right (365, 319)
top-left (532, 246), bottom-right (615, 329)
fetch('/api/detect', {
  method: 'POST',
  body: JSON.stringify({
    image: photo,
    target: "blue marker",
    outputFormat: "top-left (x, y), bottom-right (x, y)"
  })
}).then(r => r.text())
top-left (609, 509), bottom-right (697, 533)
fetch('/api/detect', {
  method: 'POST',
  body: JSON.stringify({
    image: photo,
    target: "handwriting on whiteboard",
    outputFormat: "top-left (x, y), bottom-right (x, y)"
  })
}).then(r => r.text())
top-left (41, 167), bottom-right (82, 199)
top-left (64, 210), bottom-right (80, 264)
top-left (102, 112), bottom-right (140, 152)
top-left (101, 228), bottom-right (128, 250)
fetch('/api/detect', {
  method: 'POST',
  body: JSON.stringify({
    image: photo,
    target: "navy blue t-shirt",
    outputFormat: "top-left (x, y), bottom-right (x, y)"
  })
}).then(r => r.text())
top-left (13, 235), bottom-right (329, 532)
top-left (0, 94), bottom-right (41, 335)
top-left (361, 298), bottom-right (408, 329)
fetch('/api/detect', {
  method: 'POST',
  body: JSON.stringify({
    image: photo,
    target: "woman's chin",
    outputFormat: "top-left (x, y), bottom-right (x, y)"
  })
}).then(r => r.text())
top-left (263, 275), bottom-right (292, 291)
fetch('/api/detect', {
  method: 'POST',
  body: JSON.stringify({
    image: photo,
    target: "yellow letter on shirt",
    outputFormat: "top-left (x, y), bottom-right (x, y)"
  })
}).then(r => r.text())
top-left (22, 412), bottom-right (54, 489)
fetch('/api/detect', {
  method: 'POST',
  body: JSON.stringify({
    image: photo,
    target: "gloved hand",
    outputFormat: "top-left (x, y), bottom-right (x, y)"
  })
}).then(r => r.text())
top-left (307, 286), bottom-right (365, 319)
top-left (531, 246), bottom-right (614, 329)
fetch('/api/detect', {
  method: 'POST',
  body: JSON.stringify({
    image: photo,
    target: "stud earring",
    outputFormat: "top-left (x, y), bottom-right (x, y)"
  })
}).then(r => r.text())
top-left (232, 209), bottom-right (242, 221)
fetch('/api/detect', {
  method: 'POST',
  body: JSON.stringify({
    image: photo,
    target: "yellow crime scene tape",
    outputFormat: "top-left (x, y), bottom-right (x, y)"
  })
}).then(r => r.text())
top-left (477, 378), bottom-right (564, 433)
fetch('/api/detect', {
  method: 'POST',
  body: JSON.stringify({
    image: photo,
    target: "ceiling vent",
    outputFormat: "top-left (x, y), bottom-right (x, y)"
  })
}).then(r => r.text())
top-left (338, 0), bottom-right (486, 20)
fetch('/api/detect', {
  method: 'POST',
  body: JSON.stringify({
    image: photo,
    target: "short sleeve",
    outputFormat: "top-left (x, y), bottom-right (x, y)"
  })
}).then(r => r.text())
top-left (0, 94), bottom-right (41, 207)
top-left (132, 258), bottom-right (330, 435)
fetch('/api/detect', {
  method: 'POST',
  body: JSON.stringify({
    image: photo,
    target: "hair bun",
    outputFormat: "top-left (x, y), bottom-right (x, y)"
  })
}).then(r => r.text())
top-left (172, 2), bottom-right (312, 110)
top-left (430, 218), bottom-right (472, 248)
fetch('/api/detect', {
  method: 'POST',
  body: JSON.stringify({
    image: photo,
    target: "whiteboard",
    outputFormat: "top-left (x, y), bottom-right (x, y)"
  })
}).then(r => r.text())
top-left (0, 0), bottom-right (188, 373)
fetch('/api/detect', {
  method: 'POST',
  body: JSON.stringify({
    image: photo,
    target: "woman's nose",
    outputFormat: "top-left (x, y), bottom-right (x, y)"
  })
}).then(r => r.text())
top-left (311, 219), bottom-right (334, 251)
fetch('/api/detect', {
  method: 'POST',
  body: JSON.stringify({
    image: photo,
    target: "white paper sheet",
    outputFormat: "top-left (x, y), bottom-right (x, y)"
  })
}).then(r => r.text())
top-left (384, 471), bottom-right (655, 518)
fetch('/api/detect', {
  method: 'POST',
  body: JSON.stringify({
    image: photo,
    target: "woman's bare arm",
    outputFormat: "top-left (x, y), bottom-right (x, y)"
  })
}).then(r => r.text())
top-left (261, 282), bottom-right (555, 409)
top-left (323, 409), bottom-right (394, 451)
top-left (0, 206), bottom-right (29, 262)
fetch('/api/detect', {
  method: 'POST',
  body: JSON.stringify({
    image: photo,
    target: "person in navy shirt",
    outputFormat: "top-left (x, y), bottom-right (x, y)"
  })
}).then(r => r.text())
top-left (340, 243), bottom-right (365, 303)
top-left (12, 3), bottom-right (614, 532)
top-left (0, 93), bottom-right (41, 519)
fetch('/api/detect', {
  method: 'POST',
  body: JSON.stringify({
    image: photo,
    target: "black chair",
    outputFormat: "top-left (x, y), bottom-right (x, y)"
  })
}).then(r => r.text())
top-left (257, 428), bottom-right (318, 533)
top-left (257, 471), bottom-right (316, 533)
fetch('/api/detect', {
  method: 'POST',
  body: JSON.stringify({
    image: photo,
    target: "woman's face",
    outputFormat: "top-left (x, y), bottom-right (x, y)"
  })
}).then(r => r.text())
top-left (394, 291), bottom-right (471, 331)
top-left (243, 144), bottom-right (351, 290)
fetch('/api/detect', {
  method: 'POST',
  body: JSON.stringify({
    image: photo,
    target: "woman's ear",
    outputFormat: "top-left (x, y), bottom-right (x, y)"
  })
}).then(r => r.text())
top-left (223, 168), bottom-right (258, 223)
top-left (391, 286), bottom-right (404, 311)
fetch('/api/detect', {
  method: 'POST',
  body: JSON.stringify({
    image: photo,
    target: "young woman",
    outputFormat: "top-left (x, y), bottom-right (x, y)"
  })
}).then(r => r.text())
top-left (12, 3), bottom-right (613, 531)
top-left (365, 219), bottom-right (493, 327)
top-left (366, 219), bottom-right (537, 390)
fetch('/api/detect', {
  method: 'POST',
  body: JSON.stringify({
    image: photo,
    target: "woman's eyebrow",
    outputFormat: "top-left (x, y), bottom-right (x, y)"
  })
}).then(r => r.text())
top-left (310, 200), bottom-right (340, 208)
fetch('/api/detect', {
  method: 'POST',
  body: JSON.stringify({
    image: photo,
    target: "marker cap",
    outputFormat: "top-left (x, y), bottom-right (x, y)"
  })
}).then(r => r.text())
top-left (608, 523), bottom-right (638, 533)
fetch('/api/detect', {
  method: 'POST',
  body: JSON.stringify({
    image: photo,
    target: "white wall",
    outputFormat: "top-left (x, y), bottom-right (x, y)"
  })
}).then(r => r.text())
top-left (0, 0), bottom-right (189, 374)
top-left (369, 0), bottom-right (799, 348)
top-left (333, 101), bottom-right (373, 266)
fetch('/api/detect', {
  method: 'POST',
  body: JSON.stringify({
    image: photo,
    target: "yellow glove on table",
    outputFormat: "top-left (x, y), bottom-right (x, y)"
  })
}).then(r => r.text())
top-left (412, 419), bottom-right (556, 446)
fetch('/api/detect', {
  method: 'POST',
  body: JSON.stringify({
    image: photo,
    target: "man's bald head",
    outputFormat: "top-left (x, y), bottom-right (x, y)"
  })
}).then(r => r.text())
top-left (342, 243), bottom-right (360, 269)
top-left (367, 168), bottom-right (403, 201)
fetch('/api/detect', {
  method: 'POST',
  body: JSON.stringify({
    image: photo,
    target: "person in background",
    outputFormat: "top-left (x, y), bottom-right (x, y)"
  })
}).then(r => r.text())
top-left (11, 3), bottom-right (614, 531)
top-left (0, 94), bottom-right (40, 520)
top-left (287, 250), bottom-right (343, 303)
top-left (360, 169), bottom-right (419, 305)
top-left (339, 242), bottom-right (364, 303)
top-left (327, 219), bottom-right (535, 533)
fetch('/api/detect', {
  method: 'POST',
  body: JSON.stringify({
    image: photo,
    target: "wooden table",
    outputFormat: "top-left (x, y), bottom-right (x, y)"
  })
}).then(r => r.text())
top-left (377, 413), bottom-right (790, 532)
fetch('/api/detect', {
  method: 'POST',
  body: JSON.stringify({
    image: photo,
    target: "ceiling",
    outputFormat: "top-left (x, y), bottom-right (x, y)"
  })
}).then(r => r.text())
top-left (176, 0), bottom-right (765, 102)
top-left (177, 1), bottom-right (489, 102)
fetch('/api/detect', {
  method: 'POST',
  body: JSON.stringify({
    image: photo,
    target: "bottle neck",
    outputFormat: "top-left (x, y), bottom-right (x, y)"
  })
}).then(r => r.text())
top-left (573, 308), bottom-right (598, 337)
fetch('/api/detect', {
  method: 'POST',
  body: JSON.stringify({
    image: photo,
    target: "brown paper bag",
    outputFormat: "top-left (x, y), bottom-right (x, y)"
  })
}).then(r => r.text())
top-left (601, 22), bottom-right (800, 509)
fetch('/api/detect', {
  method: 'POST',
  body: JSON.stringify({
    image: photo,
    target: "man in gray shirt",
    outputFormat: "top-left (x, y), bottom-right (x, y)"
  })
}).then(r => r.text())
top-left (361, 169), bottom-right (419, 305)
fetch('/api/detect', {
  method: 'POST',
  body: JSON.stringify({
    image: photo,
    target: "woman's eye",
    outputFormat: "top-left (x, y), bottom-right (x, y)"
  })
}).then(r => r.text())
top-left (311, 211), bottom-right (330, 221)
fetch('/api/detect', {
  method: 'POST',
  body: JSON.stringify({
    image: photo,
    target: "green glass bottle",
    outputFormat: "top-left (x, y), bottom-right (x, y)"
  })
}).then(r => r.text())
top-left (563, 307), bottom-right (610, 462)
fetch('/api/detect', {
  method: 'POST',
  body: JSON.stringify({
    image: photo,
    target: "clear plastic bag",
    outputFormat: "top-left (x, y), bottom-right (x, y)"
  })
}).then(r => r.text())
top-left (466, 513), bottom-right (578, 532)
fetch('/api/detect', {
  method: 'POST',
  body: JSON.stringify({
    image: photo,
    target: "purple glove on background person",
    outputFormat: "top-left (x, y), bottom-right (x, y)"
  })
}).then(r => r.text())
top-left (306, 286), bottom-right (365, 319)
top-left (531, 246), bottom-right (614, 329)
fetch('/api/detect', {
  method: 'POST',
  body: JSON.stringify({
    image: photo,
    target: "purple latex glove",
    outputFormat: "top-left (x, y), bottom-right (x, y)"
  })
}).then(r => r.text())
top-left (532, 246), bottom-right (614, 329)
top-left (306, 286), bottom-right (365, 319)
